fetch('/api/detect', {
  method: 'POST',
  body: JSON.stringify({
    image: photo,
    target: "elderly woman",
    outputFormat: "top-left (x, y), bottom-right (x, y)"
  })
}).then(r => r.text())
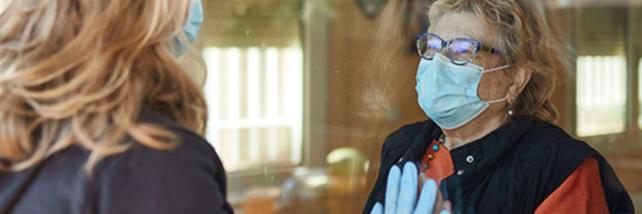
top-left (364, 0), bottom-right (633, 213)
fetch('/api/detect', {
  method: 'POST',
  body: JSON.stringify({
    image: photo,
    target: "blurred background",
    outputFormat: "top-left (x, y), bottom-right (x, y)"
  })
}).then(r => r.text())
top-left (195, 0), bottom-right (642, 213)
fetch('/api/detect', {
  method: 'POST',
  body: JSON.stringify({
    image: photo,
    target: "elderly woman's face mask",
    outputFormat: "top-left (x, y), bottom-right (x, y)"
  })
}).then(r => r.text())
top-left (414, 33), bottom-right (511, 129)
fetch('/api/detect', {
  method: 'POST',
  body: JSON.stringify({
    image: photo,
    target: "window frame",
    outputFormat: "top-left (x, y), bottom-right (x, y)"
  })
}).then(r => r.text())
top-left (222, 0), bottom-right (330, 206)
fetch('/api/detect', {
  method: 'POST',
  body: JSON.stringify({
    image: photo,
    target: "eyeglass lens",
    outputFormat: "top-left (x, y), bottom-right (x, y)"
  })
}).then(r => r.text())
top-left (417, 34), bottom-right (477, 65)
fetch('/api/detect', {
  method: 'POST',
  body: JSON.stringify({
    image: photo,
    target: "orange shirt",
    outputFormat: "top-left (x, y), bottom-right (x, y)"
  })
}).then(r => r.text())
top-left (421, 140), bottom-right (609, 213)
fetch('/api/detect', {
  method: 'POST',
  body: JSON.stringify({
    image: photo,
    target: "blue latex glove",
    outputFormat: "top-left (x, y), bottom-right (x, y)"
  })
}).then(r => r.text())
top-left (371, 162), bottom-right (450, 214)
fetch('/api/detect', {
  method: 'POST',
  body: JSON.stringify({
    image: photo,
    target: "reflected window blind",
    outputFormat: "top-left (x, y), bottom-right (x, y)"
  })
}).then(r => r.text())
top-left (203, 47), bottom-right (303, 172)
top-left (575, 8), bottom-right (628, 137)
top-left (200, 0), bottom-right (304, 172)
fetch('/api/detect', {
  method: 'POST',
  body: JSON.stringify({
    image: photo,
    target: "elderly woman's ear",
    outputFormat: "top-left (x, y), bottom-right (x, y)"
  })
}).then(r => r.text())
top-left (506, 65), bottom-right (533, 105)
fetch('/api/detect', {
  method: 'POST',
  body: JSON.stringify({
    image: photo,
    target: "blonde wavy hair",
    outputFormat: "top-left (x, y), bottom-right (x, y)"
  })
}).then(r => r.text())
top-left (429, 0), bottom-right (570, 122)
top-left (0, 0), bottom-right (207, 172)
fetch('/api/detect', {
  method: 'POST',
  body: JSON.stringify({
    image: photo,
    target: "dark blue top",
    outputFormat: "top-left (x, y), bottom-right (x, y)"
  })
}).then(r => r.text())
top-left (363, 117), bottom-right (633, 214)
top-left (0, 109), bottom-right (233, 214)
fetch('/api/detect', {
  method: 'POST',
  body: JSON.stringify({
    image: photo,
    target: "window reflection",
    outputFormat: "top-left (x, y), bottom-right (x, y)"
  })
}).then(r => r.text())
top-left (204, 47), bottom-right (303, 172)
top-left (576, 56), bottom-right (627, 136)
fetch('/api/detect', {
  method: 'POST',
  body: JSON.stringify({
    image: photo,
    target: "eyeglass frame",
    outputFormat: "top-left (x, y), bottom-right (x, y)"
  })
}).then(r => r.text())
top-left (416, 32), bottom-right (501, 66)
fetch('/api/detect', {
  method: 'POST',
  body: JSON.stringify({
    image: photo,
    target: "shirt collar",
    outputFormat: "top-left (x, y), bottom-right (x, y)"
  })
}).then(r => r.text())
top-left (401, 117), bottom-right (535, 179)
top-left (398, 120), bottom-right (442, 166)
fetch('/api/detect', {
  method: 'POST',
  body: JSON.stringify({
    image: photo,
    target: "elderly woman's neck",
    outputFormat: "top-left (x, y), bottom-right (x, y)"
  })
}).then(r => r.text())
top-left (442, 114), bottom-right (511, 150)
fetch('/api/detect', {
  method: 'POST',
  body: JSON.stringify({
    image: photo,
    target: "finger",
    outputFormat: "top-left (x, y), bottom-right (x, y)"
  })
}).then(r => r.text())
top-left (413, 179), bottom-right (437, 214)
top-left (438, 209), bottom-right (452, 214)
top-left (397, 162), bottom-right (418, 214)
top-left (385, 165), bottom-right (401, 214)
top-left (438, 201), bottom-right (452, 214)
top-left (371, 202), bottom-right (383, 214)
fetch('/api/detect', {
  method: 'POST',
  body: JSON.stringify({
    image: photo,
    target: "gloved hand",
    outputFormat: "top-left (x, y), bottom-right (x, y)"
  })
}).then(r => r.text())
top-left (371, 162), bottom-right (451, 214)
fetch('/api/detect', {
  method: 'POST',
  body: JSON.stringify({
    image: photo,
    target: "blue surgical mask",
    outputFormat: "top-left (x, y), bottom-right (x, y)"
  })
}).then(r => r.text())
top-left (415, 53), bottom-right (511, 129)
top-left (175, 0), bottom-right (203, 56)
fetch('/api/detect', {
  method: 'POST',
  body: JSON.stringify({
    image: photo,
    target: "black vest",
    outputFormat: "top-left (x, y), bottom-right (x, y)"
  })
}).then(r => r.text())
top-left (363, 117), bottom-right (633, 214)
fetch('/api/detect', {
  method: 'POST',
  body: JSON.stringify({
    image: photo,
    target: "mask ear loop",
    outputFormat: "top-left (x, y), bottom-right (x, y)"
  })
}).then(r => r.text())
top-left (487, 96), bottom-right (507, 104)
top-left (482, 64), bottom-right (512, 74)
top-left (482, 64), bottom-right (513, 104)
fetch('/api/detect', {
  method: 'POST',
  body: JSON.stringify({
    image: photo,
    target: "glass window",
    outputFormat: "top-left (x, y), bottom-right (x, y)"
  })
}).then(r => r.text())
top-left (199, 0), bottom-right (642, 212)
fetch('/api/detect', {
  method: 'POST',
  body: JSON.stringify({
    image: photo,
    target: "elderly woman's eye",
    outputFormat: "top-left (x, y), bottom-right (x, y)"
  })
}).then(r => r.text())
top-left (427, 39), bottom-right (442, 50)
top-left (449, 40), bottom-right (474, 54)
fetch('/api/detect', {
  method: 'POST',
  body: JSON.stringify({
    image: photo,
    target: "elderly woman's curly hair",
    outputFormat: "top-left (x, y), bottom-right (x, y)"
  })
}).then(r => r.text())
top-left (429, 0), bottom-right (571, 122)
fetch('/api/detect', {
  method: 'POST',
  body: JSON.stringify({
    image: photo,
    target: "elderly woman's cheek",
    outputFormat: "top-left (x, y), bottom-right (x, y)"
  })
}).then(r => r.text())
top-left (477, 73), bottom-right (511, 101)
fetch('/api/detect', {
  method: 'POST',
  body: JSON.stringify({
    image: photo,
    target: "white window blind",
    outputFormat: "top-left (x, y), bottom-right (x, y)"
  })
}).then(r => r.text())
top-left (574, 8), bottom-right (629, 137)
top-left (576, 56), bottom-right (627, 137)
top-left (203, 47), bottom-right (303, 172)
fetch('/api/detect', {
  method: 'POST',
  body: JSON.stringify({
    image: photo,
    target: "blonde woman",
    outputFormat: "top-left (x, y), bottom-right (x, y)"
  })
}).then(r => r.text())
top-left (365, 0), bottom-right (633, 213)
top-left (0, 0), bottom-right (232, 213)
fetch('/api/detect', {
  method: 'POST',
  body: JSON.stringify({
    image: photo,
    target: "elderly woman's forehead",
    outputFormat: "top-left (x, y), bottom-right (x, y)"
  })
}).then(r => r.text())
top-left (429, 12), bottom-right (498, 47)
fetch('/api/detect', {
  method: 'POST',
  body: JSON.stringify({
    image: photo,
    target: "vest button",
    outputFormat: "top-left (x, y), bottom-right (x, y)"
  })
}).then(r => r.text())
top-left (457, 169), bottom-right (465, 176)
top-left (466, 155), bottom-right (474, 163)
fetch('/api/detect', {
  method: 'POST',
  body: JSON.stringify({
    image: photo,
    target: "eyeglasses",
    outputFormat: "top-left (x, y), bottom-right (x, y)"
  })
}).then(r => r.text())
top-left (416, 32), bottom-right (500, 65)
